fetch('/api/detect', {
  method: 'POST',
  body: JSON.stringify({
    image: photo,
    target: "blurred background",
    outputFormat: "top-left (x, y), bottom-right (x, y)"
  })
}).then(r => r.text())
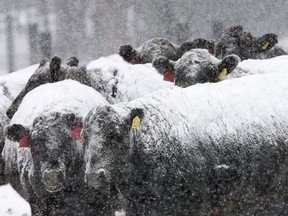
top-left (0, 0), bottom-right (288, 75)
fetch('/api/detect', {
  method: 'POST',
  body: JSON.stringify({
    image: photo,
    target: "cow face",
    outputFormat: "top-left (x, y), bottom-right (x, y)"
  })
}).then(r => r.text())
top-left (5, 112), bottom-right (84, 193)
top-left (84, 105), bottom-right (144, 190)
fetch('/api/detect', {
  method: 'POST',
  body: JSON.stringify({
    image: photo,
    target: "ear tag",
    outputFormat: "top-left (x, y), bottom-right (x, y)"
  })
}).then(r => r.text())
top-left (262, 41), bottom-right (270, 50)
top-left (130, 57), bottom-right (138, 64)
top-left (19, 135), bottom-right (31, 148)
top-left (218, 68), bottom-right (227, 80)
top-left (132, 116), bottom-right (141, 129)
top-left (163, 70), bottom-right (175, 82)
top-left (72, 126), bottom-right (83, 140)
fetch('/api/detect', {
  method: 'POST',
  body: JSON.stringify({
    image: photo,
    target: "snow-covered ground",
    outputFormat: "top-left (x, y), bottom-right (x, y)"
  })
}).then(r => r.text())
top-left (0, 184), bottom-right (30, 216)
top-left (0, 53), bottom-right (288, 215)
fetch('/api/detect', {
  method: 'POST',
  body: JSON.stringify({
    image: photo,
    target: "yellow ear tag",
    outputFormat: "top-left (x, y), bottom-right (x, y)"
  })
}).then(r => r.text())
top-left (218, 68), bottom-right (227, 80)
top-left (262, 41), bottom-right (270, 50)
top-left (132, 116), bottom-right (141, 129)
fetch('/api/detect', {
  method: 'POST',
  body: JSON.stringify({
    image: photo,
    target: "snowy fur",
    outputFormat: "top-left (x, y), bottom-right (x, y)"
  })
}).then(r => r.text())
top-left (153, 49), bottom-right (240, 87)
top-left (0, 65), bottom-right (36, 185)
top-left (84, 70), bottom-right (288, 215)
top-left (119, 37), bottom-right (215, 64)
top-left (228, 55), bottom-right (288, 79)
top-left (8, 55), bottom-right (174, 119)
top-left (2, 80), bottom-right (116, 215)
top-left (119, 38), bottom-right (179, 64)
top-left (215, 25), bottom-right (279, 60)
top-left (6, 57), bottom-right (92, 119)
top-left (86, 54), bottom-right (173, 103)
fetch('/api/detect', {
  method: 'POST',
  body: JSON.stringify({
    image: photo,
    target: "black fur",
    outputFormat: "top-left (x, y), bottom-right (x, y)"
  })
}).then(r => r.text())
top-left (4, 124), bottom-right (28, 142)
top-left (84, 84), bottom-right (288, 215)
top-left (152, 56), bottom-right (173, 75)
top-left (119, 45), bottom-right (137, 63)
top-left (6, 56), bottom-right (92, 119)
top-left (153, 49), bottom-right (240, 87)
top-left (119, 38), bottom-right (178, 64)
top-left (177, 38), bottom-right (215, 57)
top-left (5, 112), bottom-right (116, 215)
top-left (217, 54), bottom-right (240, 75)
top-left (215, 25), bottom-right (279, 60)
top-left (119, 38), bottom-right (216, 65)
top-left (50, 56), bottom-right (62, 82)
top-left (66, 56), bottom-right (79, 67)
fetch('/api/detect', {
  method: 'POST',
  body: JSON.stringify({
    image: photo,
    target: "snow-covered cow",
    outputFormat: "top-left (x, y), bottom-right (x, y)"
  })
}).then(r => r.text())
top-left (0, 65), bottom-right (36, 185)
top-left (85, 54), bottom-right (173, 104)
top-left (6, 56), bottom-right (91, 120)
top-left (84, 71), bottom-right (288, 215)
top-left (119, 37), bottom-right (214, 64)
top-left (215, 25), bottom-right (279, 60)
top-left (3, 80), bottom-right (118, 215)
top-left (227, 54), bottom-right (288, 79)
top-left (153, 49), bottom-right (240, 87)
top-left (7, 55), bottom-right (174, 119)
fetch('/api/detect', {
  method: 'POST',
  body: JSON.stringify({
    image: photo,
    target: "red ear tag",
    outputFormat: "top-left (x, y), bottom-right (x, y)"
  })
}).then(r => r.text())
top-left (72, 126), bottom-right (82, 140)
top-left (19, 135), bottom-right (31, 148)
top-left (130, 57), bottom-right (138, 64)
top-left (163, 70), bottom-right (175, 82)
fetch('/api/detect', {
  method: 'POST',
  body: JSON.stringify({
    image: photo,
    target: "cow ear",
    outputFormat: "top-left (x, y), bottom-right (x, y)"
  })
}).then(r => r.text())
top-left (66, 56), bottom-right (79, 67)
top-left (5, 124), bottom-right (29, 142)
top-left (50, 56), bottom-right (62, 82)
top-left (257, 33), bottom-right (278, 51)
top-left (39, 59), bottom-right (48, 67)
top-left (128, 108), bottom-right (144, 129)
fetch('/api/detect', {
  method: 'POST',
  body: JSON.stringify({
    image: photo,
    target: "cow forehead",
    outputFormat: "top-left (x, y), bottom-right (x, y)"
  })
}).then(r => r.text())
top-left (30, 114), bottom-right (74, 139)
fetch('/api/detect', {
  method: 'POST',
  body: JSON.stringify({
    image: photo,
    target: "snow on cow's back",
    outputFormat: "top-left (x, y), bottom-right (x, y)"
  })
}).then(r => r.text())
top-left (1, 64), bottom-right (38, 148)
top-left (86, 54), bottom-right (173, 103)
top-left (11, 80), bottom-right (109, 126)
top-left (120, 70), bottom-right (288, 145)
top-left (0, 64), bottom-right (37, 115)
top-left (228, 55), bottom-right (288, 79)
top-left (0, 64), bottom-right (37, 98)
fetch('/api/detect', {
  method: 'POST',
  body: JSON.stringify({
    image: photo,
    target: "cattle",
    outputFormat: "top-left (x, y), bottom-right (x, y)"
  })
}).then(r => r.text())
top-left (6, 56), bottom-right (91, 120)
top-left (153, 49), bottom-right (240, 87)
top-left (0, 65), bottom-right (36, 185)
top-left (3, 80), bottom-right (118, 215)
top-left (84, 70), bottom-right (288, 215)
top-left (7, 55), bottom-right (174, 119)
top-left (119, 37), bottom-right (214, 64)
top-left (214, 25), bottom-right (278, 60)
top-left (227, 54), bottom-right (288, 79)
top-left (85, 54), bottom-right (173, 104)
top-left (254, 45), bottom-right (287, 59)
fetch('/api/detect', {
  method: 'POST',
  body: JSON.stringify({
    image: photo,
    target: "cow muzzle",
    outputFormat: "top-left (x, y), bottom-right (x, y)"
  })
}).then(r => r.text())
top-left (43, 169), bottom-right (65, 192)
top-left (86, 169), bottom-right (109, 189)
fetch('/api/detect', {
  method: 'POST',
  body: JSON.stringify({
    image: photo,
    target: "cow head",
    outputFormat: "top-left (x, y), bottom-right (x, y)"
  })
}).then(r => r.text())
top-left (84, 105), bottom-right (144, 190)
top-left (5, 112), bottom-right (84, 193)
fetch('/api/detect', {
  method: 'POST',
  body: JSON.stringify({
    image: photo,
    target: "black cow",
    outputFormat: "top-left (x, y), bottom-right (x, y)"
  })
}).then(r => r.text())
top-left (0, 66), bottom-right (36, 185)
top-left (119, 37), bottom-right (215, 64)
top-left (84, 70), bottom-right (288, 215)
top-left (153, 49), bottom-right (240, 87)
top-left (3, 80), bottom-right (118, 215)
top-left (6, 56), bottom-right (91, 120)
top-left (215, 25), bottom-right (278, 60)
